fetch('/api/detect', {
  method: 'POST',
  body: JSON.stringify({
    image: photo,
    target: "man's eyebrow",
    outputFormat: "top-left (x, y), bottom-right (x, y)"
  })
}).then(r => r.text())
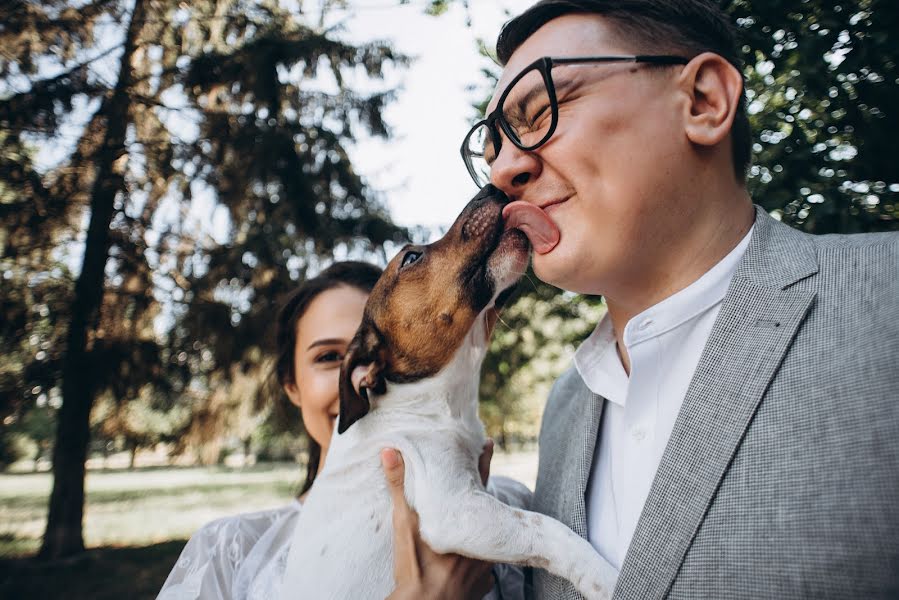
top-left (508, 76), bottom-right (578, 117)
top-left (306, 338), bottom-right (347, 351)
top-left (552, 76), bottom-right (579, 95)
top-left (509, 82), bottom-right (546, 118)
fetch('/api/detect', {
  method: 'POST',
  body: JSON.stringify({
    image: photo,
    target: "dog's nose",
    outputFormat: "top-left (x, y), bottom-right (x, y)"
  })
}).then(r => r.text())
top-left (473, 184), bottom-right (510, 206)
top-left (459, 184), bottom-right (509, 241)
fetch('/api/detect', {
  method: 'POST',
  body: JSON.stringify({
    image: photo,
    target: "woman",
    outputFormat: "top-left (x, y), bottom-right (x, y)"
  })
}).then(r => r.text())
top-left (159, 261), bottom-right (529, 599)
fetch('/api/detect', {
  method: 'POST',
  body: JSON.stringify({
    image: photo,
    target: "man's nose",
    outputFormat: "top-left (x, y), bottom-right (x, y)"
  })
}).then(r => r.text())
top-left (489, 136), bottom-right (541, 199)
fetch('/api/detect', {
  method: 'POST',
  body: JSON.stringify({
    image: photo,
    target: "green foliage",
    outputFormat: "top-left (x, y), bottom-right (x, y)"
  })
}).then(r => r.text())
top-left (0, 254), bottom-right (72, 470)
top-left (0, 434), bottom-right (20, 469)
top-left (480, 274), bottom-right (604, 448)
top-left (397, 0), bottom-right (459, 17)
top-left (0, 1), bottom-right (413, 551)
top-left (729, 0), bottom-right (899, 232)
top-left (2, 404), bottom-right (56, 470)
top-left (167, 14), bottom-right (409, 387)
top-left (0, 0), bottom-right (410, 467)
top-left (92, 385), bottom-right (191, 466)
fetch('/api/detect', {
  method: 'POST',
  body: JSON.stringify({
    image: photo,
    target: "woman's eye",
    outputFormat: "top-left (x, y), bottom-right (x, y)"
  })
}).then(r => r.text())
top-left (401, 251), bottom-right (422, 269)
top-left (315, 351), bottom-right (342, 364)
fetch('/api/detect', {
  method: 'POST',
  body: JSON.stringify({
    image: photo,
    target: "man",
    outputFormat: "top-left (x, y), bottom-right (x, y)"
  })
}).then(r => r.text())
top-left (382, 1), bottom-right (899, 598)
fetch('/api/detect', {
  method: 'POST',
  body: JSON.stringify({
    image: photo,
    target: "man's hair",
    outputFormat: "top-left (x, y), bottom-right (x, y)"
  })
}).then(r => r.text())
top-left (496, 0), bottom-right (751, 181)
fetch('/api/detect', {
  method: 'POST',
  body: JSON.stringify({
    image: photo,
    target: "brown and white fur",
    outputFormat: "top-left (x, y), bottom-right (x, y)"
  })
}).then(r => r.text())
top-left (279, 185), bottom-right (617, 600)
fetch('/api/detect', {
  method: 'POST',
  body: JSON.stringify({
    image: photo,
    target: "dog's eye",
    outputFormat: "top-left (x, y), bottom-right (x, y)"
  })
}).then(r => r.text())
top-left (401, 251), bottom-right (422, 269)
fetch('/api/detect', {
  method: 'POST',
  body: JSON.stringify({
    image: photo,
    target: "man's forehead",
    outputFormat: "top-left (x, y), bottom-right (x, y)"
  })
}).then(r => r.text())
top-left (487, 13), bottom-right (627, 113)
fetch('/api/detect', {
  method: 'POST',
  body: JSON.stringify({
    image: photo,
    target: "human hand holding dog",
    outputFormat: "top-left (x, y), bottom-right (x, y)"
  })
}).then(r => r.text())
top-left (381, 441), bottom-right (496, 600)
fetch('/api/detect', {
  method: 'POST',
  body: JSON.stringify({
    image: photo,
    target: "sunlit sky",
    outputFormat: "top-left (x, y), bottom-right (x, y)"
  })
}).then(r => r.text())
top-left (335, 0), bottom-right (534, 231)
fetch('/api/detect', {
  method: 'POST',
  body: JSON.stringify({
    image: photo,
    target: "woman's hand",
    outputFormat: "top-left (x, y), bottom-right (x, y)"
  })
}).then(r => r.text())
top-left (381, 440), bottom-right (496, 600)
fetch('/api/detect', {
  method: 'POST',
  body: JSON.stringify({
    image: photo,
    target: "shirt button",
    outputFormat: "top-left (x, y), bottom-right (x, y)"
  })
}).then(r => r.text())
top-left (632, 428), bottom-right (647, 442)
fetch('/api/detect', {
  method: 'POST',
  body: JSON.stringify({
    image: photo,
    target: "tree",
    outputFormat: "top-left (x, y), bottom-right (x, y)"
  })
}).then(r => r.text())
top-left (728, 0), bottom-right (898, 233)
top-left (0, 260), bottom-right (71, 471)
top-left (92, 384), bottom-right (190, 468)
top-left (480, 275), bottom-right (603, 449)
top-left (175, 361), bottom-right (268, 466)
top-left (40, 0), bottom-right (151, 559)
top-left (1, 0), bottom-right (406, 558)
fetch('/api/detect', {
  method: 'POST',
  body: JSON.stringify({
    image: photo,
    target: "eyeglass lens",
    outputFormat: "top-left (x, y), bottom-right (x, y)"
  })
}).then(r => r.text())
top-left (465, 65), bottom-right (553, 187)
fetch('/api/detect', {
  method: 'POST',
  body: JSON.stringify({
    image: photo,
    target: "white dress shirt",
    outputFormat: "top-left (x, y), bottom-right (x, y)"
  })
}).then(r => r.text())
top-left (575, 228), bottom-right (753, 570)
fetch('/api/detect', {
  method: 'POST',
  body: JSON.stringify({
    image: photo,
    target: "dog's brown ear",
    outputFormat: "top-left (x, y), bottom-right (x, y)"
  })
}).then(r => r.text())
top-left (338, 323), bottom-right (386, 434)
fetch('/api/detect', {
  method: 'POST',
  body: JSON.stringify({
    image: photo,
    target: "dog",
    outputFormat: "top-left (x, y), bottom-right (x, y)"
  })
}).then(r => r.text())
top-left (280, 185), bottom-right (617, 599)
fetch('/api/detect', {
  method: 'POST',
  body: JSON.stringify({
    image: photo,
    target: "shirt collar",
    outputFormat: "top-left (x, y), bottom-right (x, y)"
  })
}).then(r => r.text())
top-left (623, 225), bottom-right (755, 347)
top-left (574, 314), bottom-right (629, 406)
top-left (574, 225), bottom-right (754, 402)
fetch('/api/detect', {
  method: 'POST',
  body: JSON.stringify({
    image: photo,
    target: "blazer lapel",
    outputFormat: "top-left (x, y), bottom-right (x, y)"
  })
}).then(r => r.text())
top-left (531, 371), bottom-right (605, 600)
top-left (545, 373), bottom-right (604, 538)
top-left (612, 208), bottom-right (819, 600)
top-left (573, 387), bottom-right (604, 538)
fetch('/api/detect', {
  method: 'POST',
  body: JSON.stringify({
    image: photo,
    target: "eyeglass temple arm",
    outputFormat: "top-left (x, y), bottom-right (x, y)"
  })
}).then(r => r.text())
top-left (551, 55), bottom-right (689, 66)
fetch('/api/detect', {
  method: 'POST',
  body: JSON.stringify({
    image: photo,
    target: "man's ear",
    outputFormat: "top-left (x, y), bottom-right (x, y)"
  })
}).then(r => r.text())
top-left (680, 52), bottom-right (743, 148)
top-left (337, 322), bottom-right (386, 434)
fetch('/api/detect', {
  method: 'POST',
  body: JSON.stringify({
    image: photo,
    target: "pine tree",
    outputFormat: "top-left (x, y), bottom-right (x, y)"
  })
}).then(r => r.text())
top-left (1, 0), bottom-right (406, 558)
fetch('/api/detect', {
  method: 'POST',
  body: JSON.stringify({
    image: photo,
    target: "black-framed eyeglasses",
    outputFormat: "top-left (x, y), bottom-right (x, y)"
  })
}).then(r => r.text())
top-left (460, 55), bottom-right (689, 187)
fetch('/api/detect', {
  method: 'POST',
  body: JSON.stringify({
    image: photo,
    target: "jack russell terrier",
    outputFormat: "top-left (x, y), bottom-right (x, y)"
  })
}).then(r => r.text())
top-left (280, 185), bottom-right (617, 599)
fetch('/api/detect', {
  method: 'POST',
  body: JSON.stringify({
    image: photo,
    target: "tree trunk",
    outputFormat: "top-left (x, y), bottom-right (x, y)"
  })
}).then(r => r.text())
top-left (498, 422), bottom-right (508, 452)
top-left (128, 440), bottom-right (138, 470)
top-left (39, 0), bottom-right (146, 559)
top-left (101, 440), bottom-right (109, 470)
top-left (33, 444), bottom-right (42, 473)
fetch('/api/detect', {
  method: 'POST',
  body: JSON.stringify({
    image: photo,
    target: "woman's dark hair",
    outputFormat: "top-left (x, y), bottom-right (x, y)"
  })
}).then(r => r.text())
top-left (275, 261), bottom-right (382, 495)
top-left (496, 0), bottom-right (751, 181)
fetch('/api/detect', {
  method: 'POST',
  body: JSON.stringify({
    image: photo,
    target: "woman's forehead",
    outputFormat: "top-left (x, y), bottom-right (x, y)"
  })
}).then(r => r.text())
top-left (296, 287), bottom-right (368, 345)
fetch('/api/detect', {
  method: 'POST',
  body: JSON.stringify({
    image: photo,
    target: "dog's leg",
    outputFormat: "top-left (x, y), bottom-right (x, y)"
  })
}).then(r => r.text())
top-left (416, 489), bottom-right (617, 600)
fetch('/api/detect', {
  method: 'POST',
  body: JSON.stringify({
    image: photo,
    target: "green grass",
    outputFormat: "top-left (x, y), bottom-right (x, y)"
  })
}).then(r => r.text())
top-left (0, 463), bottom-right (303, 557)
top-left (0, 540), bottom-right (186, 600)
top-left (0, 463), bottom-right (303, 599)
top-left (0, 453), bottom-right (536, 599)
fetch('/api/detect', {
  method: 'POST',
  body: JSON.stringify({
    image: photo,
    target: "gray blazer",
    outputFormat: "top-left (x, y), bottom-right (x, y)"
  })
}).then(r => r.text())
top-left (529, 206), bottom-right (899, 599)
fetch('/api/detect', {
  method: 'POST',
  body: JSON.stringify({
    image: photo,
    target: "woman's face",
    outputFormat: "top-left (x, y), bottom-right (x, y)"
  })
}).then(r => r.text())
top-left (283, 285), bottom-right (369, 455)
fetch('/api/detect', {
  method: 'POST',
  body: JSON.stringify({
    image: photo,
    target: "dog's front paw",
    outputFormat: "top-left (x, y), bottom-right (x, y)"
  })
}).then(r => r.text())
top-left (574, 572), bottom-right (613, 600)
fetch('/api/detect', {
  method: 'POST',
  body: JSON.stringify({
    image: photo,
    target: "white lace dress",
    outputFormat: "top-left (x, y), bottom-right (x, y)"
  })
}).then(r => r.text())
top-left (158, 476), bottom-right (531, 600)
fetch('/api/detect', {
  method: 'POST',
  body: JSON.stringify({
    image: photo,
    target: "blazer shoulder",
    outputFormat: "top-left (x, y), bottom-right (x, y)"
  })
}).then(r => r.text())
top-left (808, 230), bottom-right (899, 294)
top-left (811, 229), bottom-right (899, 251)
top-left (758, 211), bottom-right (898, 297)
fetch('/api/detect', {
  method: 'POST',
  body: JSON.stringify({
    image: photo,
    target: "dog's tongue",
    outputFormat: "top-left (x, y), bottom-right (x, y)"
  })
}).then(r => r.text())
top-left (502, 201), bottom-right (560, 254)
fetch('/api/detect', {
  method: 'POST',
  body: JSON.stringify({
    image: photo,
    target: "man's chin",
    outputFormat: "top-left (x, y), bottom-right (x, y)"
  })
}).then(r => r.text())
top-left (531, 248), bottom-right (584, 293)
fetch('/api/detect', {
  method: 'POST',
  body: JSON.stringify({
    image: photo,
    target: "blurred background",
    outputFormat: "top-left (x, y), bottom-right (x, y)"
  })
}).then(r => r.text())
top-left (0, 0), bottom-right (896, 597)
